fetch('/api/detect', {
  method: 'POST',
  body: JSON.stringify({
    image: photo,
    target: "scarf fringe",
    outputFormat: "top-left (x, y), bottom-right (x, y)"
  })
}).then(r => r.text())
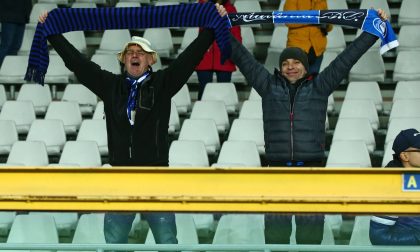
top-left (25, 66), bottom-right (46, 86)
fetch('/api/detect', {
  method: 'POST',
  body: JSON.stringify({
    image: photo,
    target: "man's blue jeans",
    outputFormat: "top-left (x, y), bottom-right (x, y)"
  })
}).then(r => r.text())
top-left (104, 212), bottom-right (178, 245)
top-left (0, 22), bottom-right (25, 67)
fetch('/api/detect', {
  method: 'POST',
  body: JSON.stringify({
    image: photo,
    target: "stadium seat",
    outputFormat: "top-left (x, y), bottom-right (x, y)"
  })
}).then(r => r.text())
top-left (327, 94), bottom-right (335, 114)
top-left (168, 100), bottom-right (180, 135)
top-left (92, 101), bottom-right (104, 120)
top-left (57, 141), bottom-right (102, 167)
top-left (0, 101), bottom-right (36, 134)
top-left (211, 214), bottom-right (264, 246)
top-left (171, 84), bottom-right (191, 115)
top-left (359, 0), bottom-right (391, 22)
top-left (326, 140), bottom-right (371, 167)
top-left (264, 50), bottom-right (282, 73)
top-left (0, 120), bottom-right (18, 155)
top-left (326, 26), bottom-right (346, 53)
top-left (0, 211), bottom-right (16, 236)
top-left (178, 119), bottom-right (220, 155)
top-left (267, 26), bottom-right (288, 54)
top-left (45, 101), bottom-right (82, 135)
top-left (6, 141), bottom-right (49, 166)
top-left (96, 29), bottom-right (131, 55)
top-left (154, 1), bottom-right (180, 6)
top-left (169, 140), bottom-right (209, 167)
top-left (212, 140), bottom-right (261, 167)
top-left (177, 28), bottom-right (198, 55)
top-left (62, 84), bottom-right (98, 115)
top-left (71, 2), bottom-right (97, 8)
top-left (76, 119), bottom-right (108, 156)
top-left (17, 29), bottom-right (35, 55)
top-left (68, 213), bottom-right (106, 250)
top-left (241, 26), bottom-right (256, 54)
top-left (327, 0), bottom-right (348, 9)
top-left (38, 0), bottom-right (68, 4)
top-left (332, 118), bottom-right (376, 154)
top-left (201, 82), bottom-right (239, 114)
top-left (190, 101), bottom-right (230, 133)
top-left (26, 119), bottom-right (66, 156)
top-left (349, 50), bottom-right (385, 82)
top-left (17, 84), bottom-right (52, 115)
top-left (5, 214), bottom-right (59, 250)
top-left (50, 31), bottom-right (87, 55)
top-left (0, 84), bottom-right (7, 110)
top-left (398, 0), bottom-right (420, 26)
top-left (143, 28), bottom-right (174, 58)
top-left (44, 55), bottom-right (73, 84)
top-left (90, 54), bottom-right (122, 75)
top-left (344, 81), bottom-right (383, 112)
top-left (228, 119), bottom-right (265, 155)
top-left (338, 99), bottom-right (379, 131)
top-left (348, 215), bottom-right (372, 245)
top-left (397, 25), bottom-right (420, 53)
top-left (393, 81), bottom-right (420, 102)
top-left (0, 55), bottom-right (29, 86)
top-left (393, 51), bottom-right (420, 81)
top-left (247, 88), bottom-right (261, 101)
top-left (115, 1), bottom-right (141, 7)
top-left (319, 51), bottom-right (338, 72)
top-left (29, 212), bottom-right (78, 237)
top-left (239, 100), bottom-right (262, 120)
top-left (388, 100), bottom-right (420, 127)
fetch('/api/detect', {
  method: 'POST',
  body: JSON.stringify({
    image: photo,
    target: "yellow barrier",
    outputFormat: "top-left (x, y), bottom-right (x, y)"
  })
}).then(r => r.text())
top-left (0, 167), bottom-right (419, 213)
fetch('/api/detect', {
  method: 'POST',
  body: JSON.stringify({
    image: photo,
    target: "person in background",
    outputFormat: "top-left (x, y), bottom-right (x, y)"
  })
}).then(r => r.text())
top-left (0, 0), bottom-right (32, 67)
top-left (195, 0), bottom-right (241, 100)
top-left (228, 5), bottom-right (388, 245)
top-left (38, 3), bottom-right (228, 249)
top-left (370, 128), bottom-right (420, 245)
top-left (284, 0), bottom-right (332, 75)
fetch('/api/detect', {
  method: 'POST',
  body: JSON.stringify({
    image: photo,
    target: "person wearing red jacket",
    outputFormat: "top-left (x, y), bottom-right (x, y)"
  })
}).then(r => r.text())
top-left (195, 0), bottom-right (242, 100)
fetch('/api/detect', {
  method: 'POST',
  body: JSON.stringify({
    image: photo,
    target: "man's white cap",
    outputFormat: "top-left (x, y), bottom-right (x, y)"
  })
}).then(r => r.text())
top-left (117, 36), bottom-right (157, 64)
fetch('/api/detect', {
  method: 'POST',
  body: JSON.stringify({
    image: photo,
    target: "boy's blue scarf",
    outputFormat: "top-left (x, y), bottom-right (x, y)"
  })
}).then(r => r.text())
top-left (25, 3), bottom-right (231, 84)
top-left (229, 9), bottom-right (398, 54)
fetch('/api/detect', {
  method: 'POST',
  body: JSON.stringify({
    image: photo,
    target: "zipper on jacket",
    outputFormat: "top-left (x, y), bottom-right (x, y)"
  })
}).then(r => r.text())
top-left (288, 84), bottom-right (304, 161)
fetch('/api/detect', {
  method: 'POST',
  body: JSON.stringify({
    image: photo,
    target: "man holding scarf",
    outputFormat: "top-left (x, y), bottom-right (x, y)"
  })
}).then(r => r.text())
top-left (38, 3), bottom-right (228, 248)
top-left (229, 8), bottom-right (388, 245)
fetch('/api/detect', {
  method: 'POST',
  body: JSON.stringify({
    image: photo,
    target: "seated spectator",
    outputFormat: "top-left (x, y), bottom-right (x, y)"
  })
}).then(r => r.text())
top-left (370, 128), bottom-right (420, 245)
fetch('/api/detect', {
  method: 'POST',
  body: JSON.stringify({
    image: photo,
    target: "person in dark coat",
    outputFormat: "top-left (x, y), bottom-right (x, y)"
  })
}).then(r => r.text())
top-left (38, 3), bottom-right (228, 248)
top-left (370, 128), bottom-right (420, 245)
top-left (0, 0), bottom-right (32, 67)
top-left (229, 7), bottom-right (388, 245)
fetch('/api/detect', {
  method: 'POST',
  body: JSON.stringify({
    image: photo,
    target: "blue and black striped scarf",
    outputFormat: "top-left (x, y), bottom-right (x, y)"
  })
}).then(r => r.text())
top-left (25, 3), bottom-right (230, 84)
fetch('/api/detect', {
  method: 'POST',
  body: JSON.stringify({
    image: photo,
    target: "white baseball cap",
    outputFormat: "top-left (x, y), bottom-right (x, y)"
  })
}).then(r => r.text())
top-left (117, 36), bottom-right (157, 64)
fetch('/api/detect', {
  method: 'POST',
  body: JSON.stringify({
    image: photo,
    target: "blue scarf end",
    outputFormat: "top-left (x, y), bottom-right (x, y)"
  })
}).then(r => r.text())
top-left (25, 65), bottom-right (46, 85)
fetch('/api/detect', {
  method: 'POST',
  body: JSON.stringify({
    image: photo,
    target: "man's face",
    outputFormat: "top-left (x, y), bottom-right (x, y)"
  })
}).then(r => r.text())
top-left (123, 45), bottom-right (154, 78)
top-left (402, 148), bottom-right (420, 168)
top-left (280, 58), bottom-right (307, 84)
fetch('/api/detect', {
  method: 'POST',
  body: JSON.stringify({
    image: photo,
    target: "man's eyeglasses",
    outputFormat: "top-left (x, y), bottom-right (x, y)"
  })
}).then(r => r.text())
top-left (125, 50), bottom-right (146, 56)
